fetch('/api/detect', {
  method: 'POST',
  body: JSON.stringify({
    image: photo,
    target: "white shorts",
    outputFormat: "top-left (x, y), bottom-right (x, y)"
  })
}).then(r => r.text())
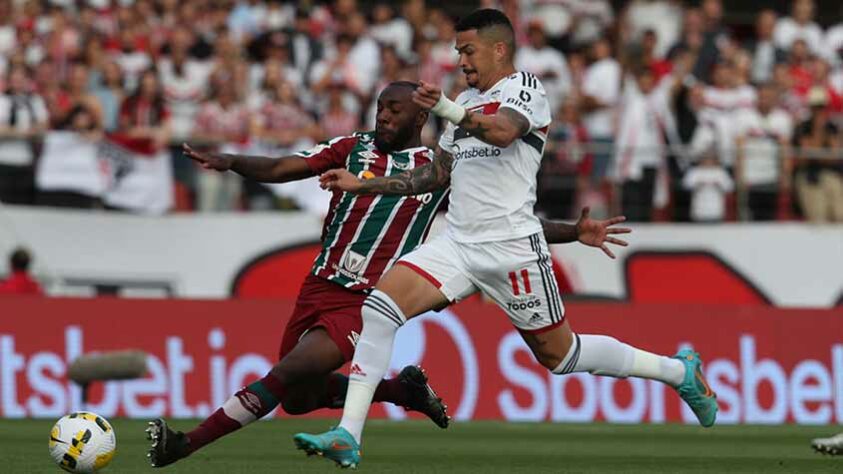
top-left (396, 232), bottom-right (565, 333)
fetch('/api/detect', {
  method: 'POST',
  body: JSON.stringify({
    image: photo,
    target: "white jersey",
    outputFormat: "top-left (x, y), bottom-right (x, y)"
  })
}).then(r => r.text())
top-left (438, 72), bottom-right (552, 243)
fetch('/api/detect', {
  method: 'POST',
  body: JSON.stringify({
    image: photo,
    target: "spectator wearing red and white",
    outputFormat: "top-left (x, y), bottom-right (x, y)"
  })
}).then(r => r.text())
top-left (0, 65), bottom-right (48, 205)
top-left (0, 0), bottom-right (17, 58)
top-left (580, 37), bottom-right (620, 183)
top-left (365, 45), bottom-right (412, 129)
top-left (47, 62), bottom-right (104, 130)
top-left (683, 151), bottom-right (734, 223)
top-left (321, 82), bottom-right (359, 141)
top-left (428, 10), bottom-right (457, 75)
top-left (824, 6), bottom-right (843, 67)
top-left (415, 34), bottom-right (447, 87)
top-left (193, 74), bottom-right (252, 147)
top-left (542, 98), bottom-right (593, 218)
top-left (639, 29), bottom-right (673, 84)
top-left (109, 27), bottom-right (152, 91)
top-left (248, 35), bottom-right (305, 104)
top-left (370, 2), bottom-right (414, 58)
top-left (209, 32), bottom-right (250, 101)
top-left (42, 7), bottom-right (82, 78)
top-left (253, 81), bottom-right (320, 152)
top-left (118, 69), bottom-right (171, 153)
top-left (192, 75), bottom-right (253, 212)
top-left (773, 0), bottom-right (823, 56)
top-left (613, 66), bottom-right (683, 221)
top-left (690, 60), bottom-right (756, 168)
top-left (623, 0), bottom-right (683, 60)
top-left (14, 25), bottom-right (46, 68)
top-left (745, 9), bottom-right (787, 85)
top-left (515, 21), bottom-right (571, 112)
top-left (158, 30), bottom-right (212, 141)
top-left (734, 83), bottom-right (794, 221)
top-left (0, 247), bottom-right (42, 296)
top-left (343, 12), bottom-right (381, 97)
top-left (310, 34), bottom-right (366, 115)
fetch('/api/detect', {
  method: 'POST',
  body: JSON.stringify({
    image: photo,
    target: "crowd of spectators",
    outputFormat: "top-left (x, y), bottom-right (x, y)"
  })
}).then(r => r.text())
top-left (0, 0), bottom-right (841, 222)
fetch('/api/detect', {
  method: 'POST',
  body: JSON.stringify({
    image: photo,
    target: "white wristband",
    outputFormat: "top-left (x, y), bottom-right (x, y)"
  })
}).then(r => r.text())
top-left (430, 93), bottom-right (466, 125)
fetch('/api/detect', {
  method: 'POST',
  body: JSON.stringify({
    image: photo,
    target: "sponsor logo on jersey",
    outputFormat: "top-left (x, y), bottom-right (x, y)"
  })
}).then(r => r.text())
top-left (343, 250), bottom-right (367, 274)
top-left (507, 297), bottom-right (542, 312)
top-left (452, 145), bottom-right (502, 161)
top-left (505, 97), bottom-right (532, 114)
top-left (330, 262), bottom-right (371, 285)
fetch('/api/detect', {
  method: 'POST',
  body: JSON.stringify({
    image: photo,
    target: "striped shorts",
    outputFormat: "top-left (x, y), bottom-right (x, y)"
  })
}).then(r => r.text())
top-left (397, 232), bottom-right (565, 333)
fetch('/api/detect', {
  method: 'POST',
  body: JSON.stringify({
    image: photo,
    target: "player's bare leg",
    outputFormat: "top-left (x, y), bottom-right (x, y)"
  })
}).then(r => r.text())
top-left (293, 265), bottom-right (449, 468)
top-left (520, 321), bottom-right (717, 427)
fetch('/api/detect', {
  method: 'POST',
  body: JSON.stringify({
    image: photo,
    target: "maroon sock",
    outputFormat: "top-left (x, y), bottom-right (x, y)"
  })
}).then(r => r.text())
top-left (373, 377), bottom-right (410, 407)
top-left (186, 372), bottom-right (286, 453)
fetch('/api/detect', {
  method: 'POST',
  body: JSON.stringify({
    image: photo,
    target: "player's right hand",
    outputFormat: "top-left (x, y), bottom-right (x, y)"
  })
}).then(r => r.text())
top-left (182, 143), bottom-right (233, 171)
top-left (319, 169), bottom-right (363, 193)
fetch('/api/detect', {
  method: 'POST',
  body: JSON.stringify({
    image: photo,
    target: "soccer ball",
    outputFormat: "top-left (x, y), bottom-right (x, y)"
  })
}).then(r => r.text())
top-left (49, 412), bottom-right (116, 473)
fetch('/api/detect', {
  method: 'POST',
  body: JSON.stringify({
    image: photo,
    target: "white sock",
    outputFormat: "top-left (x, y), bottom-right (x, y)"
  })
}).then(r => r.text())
top-left (553, 334), bottom-right (685, 386)
top-left (338, 290), bottom-right (405, 444)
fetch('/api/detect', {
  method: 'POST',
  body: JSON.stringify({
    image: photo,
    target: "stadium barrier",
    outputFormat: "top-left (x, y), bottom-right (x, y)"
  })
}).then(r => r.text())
top-left (2, 295), bottom-right (842, 425)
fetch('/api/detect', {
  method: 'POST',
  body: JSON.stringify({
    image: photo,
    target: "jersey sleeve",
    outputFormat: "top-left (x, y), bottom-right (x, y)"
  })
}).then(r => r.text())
top-left (437, 121), bottom-right (457, 154)
top-left (499, 72), bottom-right (552, 132)
top-left (295, 135), bottom-right (359, 174)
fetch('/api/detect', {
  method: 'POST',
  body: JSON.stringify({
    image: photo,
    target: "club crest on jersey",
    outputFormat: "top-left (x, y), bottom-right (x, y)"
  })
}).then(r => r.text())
top-left (343, 250), bottom-right (367, 274)
top-left (391, 156), bottom-right (411, 170)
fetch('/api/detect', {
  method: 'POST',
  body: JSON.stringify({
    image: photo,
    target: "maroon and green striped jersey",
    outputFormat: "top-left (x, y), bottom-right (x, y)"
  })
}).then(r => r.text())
top-left (297, 131), bottom-right (448, 291)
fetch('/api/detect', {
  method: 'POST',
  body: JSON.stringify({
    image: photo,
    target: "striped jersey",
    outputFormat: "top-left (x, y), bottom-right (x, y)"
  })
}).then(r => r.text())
top-left (297, 131), bottom-right (448, 291)
top-left (438, 72), bottom-right (552, 243)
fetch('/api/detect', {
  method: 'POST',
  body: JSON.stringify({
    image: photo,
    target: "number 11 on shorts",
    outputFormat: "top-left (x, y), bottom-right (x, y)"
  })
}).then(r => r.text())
top-left (508, 269), bottom-right (532, 296)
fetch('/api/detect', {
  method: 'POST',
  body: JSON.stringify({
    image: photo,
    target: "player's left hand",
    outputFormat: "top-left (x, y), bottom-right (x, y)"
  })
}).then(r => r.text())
top-left (575, 207), bottom-right (631, 259)
top-left (413, 80), bottom-right (443, 110)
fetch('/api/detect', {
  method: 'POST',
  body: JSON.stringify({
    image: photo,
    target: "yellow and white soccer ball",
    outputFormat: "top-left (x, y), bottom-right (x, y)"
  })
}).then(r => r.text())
top-left (49, 412), bottom-right (116, 473)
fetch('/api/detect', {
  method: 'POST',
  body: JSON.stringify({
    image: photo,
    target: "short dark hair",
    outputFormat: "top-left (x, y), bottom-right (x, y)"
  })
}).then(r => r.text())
top-left (386, 80), bottom-right (419, 92)
top-left (455, 9), bottom-right (515, 59)
top-left (10, 247), bottom-right (30, 272)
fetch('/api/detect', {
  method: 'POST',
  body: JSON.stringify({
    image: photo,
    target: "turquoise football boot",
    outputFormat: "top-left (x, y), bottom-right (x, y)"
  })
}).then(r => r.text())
top-left (293, 426), bottom-right (361, 469)
top-left (673, 349), bottom-right (718, 427)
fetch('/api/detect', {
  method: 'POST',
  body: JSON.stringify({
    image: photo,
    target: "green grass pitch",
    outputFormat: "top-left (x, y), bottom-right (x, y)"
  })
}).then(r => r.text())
top-left (4, 418), bottom-right (840, 473)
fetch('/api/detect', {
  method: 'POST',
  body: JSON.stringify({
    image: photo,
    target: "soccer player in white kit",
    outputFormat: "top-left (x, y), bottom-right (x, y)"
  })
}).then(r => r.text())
top-left (294, 9), bottom-right (718, 468)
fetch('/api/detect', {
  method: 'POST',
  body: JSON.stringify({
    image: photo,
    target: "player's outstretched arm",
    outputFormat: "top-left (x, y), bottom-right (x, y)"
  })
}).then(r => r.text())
top-left (413, 81), bottom-right (529, 148)
top-left (320, 147), bottom-right (453, 196)
top-left (541, 207), bottom-right (631, 259)
top-left (182, 143), bottom-right (314, 183)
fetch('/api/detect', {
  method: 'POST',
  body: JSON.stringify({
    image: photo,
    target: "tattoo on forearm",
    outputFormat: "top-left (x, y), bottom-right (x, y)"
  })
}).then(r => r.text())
top-left (499, 108), bottom-right (530, 137)
top-left (458, 108), bottom-right (531, 143)
top-left (458, 111), bottom-right (493, 140)
top-left (359, 149), bottom-right (453, 196)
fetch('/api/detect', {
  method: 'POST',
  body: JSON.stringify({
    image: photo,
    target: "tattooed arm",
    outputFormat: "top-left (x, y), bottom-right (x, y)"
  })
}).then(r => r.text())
top-left (319, 147), bottom-right (454, 196)
top-left (455, 107), bottom-right (530, 148)
top-left (412, 80), bottom-right (531, 148)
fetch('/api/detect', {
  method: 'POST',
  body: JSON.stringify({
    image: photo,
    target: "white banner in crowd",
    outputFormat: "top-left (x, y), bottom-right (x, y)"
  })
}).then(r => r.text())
top-left (35, 131), bottom-right (108, 198)
top-left (98, 135), bottom-right (173, 215)
top-left (34, 132), bottom-right (173, 215)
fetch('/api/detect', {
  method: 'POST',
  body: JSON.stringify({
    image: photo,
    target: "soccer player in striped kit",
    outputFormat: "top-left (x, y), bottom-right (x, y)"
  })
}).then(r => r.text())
top-left (298, 9), bottom-right (717, 468)
top-left (146, 82), bottom-right (451, 467)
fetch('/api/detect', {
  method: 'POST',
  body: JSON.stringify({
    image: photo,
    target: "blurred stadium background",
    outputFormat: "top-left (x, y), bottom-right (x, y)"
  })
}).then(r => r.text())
top-left (0, 0), bottom-right (842, 472)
